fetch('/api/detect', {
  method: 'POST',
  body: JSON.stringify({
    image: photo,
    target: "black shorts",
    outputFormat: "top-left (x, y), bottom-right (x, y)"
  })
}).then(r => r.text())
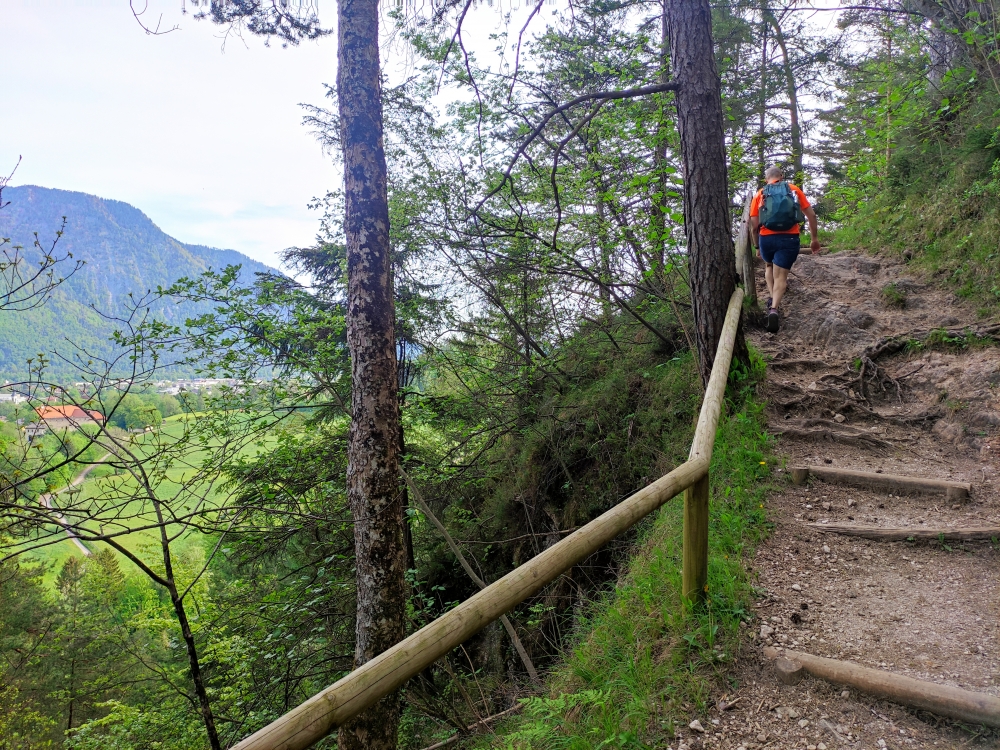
top-left (759, 233), bottom-right (801, 270)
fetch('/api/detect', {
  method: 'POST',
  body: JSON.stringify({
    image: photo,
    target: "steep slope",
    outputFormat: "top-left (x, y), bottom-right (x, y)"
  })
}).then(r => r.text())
top-left (0, 185), bottom-right (279, 378)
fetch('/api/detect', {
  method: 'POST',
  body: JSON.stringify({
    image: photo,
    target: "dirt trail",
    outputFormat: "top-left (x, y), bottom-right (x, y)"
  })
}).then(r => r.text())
top-left (678, 253), bottom-right (1000, 749)
top-left (39, 454), bottom-right (112, 557)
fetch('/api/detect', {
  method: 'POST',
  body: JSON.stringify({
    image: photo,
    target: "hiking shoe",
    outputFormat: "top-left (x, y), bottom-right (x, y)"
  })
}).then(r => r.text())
top-left (765, 297), bottom-right (773, 310)
top-left (766, 307), bottom-right (780, 333)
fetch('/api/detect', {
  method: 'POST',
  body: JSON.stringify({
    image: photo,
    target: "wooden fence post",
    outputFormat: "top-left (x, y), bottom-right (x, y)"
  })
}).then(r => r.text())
top-left (734, 193), bottom-right (757, 306)
top-left (682, 473), bottom-right (710, 604)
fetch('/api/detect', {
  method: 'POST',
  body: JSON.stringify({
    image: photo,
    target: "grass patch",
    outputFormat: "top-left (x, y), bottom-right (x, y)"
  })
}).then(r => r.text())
top-left (475, 372), bottom-right (774, 749)
top-left (880, 282), bottom-right (907, 309)
top-left (23, 417), bottom-right (277, 587)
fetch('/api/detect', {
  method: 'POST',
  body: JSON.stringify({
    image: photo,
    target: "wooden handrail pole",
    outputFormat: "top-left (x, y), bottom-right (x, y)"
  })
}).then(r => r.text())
top-left (683, 288), bottom-right (744, 606)
top-left (734, 193), bottom-right (756, 306)
top-left (682, 472), bottom-right (710, 603)
top-left (688, 290), bottom-right (744, 463)
top-left (229, 458), bottom-right (707, 750)
top-left (229, 289), bottom-right (746, 750)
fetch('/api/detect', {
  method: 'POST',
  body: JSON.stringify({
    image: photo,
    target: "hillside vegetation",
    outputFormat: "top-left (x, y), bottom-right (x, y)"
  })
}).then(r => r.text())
top-left (0, 186), bottom-right (276, 378)
top-left (818, 6), bottom-right (1000, 314)
top-left (831, 87), bottom-right (1000, 313)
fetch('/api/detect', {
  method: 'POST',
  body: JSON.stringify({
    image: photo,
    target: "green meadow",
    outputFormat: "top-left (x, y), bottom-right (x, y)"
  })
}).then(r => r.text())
top-left (24, 416), bottom-right (276, 587)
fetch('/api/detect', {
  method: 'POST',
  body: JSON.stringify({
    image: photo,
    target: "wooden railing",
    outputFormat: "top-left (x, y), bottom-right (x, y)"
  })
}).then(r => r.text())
top-left (232, 289), bottom-right (746, 750)
top-left (734, 193), bottom-right (757, 307)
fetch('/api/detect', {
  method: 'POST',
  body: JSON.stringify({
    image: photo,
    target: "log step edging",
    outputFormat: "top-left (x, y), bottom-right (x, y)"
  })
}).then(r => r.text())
top-left (790, 465), bottom-right (971, 500)
top-left (763, 647), bottom-right (1000, 728)
top-left (808, 524), bottom-right (1000, 542)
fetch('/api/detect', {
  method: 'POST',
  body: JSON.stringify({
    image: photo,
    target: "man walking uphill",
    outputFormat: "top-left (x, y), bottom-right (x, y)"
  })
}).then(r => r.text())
top-left (750, 166), bottom-right (820, 333)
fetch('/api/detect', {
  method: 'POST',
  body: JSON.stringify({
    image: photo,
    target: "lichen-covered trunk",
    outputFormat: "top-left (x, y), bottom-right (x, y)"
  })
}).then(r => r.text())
top-left (665, 0), bottom-right (747, 385)
top-left (336, 0), bottom-right (406, 746)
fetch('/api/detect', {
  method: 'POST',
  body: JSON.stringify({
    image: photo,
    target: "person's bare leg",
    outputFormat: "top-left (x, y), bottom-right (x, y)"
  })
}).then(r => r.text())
top-left (764, 262), bottom-right (774, 303)
top-left (772, 266), bottom-right (790, 309)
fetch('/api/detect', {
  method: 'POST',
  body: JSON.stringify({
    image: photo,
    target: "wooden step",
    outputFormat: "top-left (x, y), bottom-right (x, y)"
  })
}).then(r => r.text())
top-left (763, 647), bottom-right (1000, 728)
top-left (790, 465), bottom-right (971, 500)
top-left (808, 523), bottom-right (1000, 542)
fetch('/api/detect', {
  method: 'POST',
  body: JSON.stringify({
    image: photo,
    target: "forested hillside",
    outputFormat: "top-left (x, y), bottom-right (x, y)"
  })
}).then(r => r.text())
top-left (828, 22), bottom-right (1000, 312)
top-left (2, 2), bottom-right (1000, 750)
top-left (0, 186), bottom-right (276, 378)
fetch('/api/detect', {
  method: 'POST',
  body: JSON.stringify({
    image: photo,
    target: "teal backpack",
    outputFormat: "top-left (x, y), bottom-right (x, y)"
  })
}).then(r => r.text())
top-left (759, 181), bottom-right (805, 231)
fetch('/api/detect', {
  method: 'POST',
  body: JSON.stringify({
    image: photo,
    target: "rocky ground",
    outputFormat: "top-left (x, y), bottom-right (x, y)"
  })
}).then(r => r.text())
top-left (671, 252), bottom-right (1000, 750)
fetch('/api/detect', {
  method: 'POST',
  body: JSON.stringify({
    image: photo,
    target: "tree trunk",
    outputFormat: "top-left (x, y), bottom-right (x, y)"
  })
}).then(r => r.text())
top-left (157, 505), bottom-right (221, 750)
top-left (665, 0), bottom-right (748, 386)
top-left (767, 13), bottom-right (803, 184)
top-left (337, 0), bottom-right (407, 745)
top-left (756, 3), bottom-right (768, 185)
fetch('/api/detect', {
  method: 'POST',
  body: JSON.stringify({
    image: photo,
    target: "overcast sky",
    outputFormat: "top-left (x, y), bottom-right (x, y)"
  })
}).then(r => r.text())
top-left (2, 1), bottom-right (560, 272)
top-left (2, 1), bottom-right (348, 270)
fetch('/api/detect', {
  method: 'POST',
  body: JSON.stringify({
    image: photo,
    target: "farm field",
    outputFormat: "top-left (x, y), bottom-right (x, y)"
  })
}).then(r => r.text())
top-left (22, 416), bottom-right (278, 587)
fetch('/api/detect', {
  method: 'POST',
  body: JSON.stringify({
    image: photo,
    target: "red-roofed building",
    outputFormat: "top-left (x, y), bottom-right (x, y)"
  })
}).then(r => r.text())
top-left (35, 405), bottom-right (104, 431)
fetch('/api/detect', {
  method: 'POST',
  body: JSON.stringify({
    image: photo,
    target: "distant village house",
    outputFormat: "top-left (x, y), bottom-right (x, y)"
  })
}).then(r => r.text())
top-left (35, 405), bottom-right (105, 431)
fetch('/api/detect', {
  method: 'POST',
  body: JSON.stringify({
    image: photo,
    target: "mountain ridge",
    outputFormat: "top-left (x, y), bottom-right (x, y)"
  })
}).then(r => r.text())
top-left (0, 185), bottom-right (280, 379)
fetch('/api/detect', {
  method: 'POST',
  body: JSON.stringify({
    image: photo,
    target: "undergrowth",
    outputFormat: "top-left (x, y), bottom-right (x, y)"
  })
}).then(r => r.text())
top-left (904, 327), bottom-right (996, 354)
top-left (469, 354), bottom-right (775, 750)
top-left (831, 88), bottom-right (1000, 317)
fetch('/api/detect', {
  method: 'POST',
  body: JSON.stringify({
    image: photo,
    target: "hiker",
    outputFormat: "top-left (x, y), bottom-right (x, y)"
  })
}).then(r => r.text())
top-left (750, 166), bottom-right (820, 333)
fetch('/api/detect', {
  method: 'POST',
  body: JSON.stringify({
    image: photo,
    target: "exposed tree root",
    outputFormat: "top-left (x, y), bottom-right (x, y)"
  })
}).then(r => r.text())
top-left (862, 322), bottom-right (1000, 363)
top-left (768, 358), bottom-right (833, 370)
top-left (769, 381), bottom-right (943, 427)
top-left (771, 425), bottom-right (894, 450)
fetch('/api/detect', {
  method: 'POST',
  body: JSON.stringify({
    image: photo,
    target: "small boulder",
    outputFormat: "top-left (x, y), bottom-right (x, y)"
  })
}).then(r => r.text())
top-left (856, 260), bottom-right (881, 276)
top-left (847, 310), bottom-right (875, 329)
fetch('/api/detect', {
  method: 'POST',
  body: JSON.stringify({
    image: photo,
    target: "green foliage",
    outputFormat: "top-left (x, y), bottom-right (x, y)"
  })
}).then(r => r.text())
top-left (880, 282), bottom-right (907, 308)
top-left (824, 14), bottom-right (1000, 313)
top-left (108, 394), bottom-right (162, 431)
top-left (473, 382), bottom-right (773, 749)
top-left (65, 702), bottom-right (208, 750)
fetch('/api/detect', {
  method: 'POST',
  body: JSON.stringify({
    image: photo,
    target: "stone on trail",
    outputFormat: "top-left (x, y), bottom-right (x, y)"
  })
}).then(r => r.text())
top-left (688, 719), bottom-right (705, 733)
top-left (775, 706), bottom-right (800, 720)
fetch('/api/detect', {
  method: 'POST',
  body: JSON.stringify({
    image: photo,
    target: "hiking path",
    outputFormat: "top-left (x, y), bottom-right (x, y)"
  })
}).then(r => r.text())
top-left (682, 252), bottom-right (1000, 750)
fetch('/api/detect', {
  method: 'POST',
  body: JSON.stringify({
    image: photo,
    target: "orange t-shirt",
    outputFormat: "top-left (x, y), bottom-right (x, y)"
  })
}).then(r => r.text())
top-left (749, 181), bottom-right (811, 235)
